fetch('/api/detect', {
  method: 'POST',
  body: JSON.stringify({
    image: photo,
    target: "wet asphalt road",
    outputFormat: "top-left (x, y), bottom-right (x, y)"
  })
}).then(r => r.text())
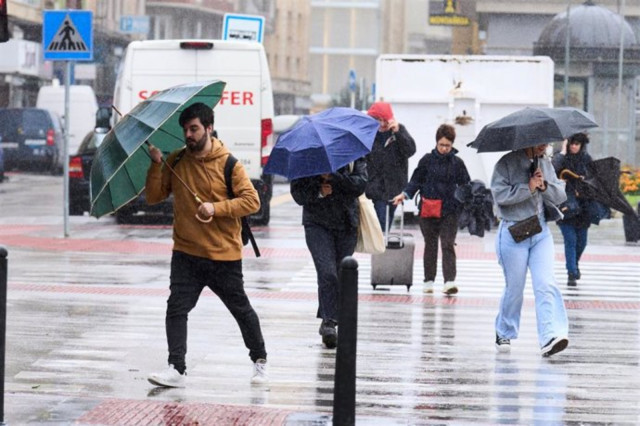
top-left (0, 172), bottom-right (639, 425)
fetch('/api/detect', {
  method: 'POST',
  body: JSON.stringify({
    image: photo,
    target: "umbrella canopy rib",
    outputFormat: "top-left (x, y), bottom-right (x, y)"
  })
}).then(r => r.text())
top-left (89, 80), bottom-right (226, 218)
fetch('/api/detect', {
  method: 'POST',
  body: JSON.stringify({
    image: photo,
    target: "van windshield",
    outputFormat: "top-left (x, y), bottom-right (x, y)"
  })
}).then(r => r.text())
top-left (0, 109), bottom-right (51, 138)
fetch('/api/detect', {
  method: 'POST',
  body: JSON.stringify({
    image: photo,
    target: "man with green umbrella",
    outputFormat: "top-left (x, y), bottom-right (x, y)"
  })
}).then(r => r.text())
top-left (145, 102), bottom-right (268, 387)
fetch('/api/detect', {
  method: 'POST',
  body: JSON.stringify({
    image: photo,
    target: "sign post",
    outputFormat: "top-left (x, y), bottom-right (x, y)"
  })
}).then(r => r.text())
top-left (43, 10), bottom-right (93, 237)
top-left (348, 69), bottom-right (356, 109)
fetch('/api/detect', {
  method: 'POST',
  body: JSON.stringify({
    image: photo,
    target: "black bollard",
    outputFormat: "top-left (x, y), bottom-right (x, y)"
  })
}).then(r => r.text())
top-left (0, 246), bottom-right (6, 425)
top-left (333, 256), bottom-right (358, 426)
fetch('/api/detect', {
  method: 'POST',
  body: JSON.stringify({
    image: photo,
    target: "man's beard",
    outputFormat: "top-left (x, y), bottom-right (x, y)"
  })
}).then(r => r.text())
top-left (186, 132), bottom-right (209, 153)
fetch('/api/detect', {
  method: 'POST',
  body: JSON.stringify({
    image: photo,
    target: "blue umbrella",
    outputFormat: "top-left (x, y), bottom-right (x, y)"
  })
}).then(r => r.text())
top-left (264, 107), bottom-right (378, 180)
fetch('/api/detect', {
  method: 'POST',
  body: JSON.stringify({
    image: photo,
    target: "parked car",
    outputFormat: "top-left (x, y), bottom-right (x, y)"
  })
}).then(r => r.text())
top-left (68, 128), bottom-right (173, 223)
top-left (0, 108), bottom-right (64, 174)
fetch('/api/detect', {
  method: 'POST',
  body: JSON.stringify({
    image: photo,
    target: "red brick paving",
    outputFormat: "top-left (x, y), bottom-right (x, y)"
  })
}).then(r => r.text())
top-left (10, 282), bottom-right (640, 311)
top-left (76, 398), bottom-right (292, 425)
top-left (2, 229), bottom-right (639, 263)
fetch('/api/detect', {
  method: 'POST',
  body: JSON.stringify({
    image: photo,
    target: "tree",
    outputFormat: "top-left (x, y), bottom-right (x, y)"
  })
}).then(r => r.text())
top-left (331, 83), bottom-right (371, 111)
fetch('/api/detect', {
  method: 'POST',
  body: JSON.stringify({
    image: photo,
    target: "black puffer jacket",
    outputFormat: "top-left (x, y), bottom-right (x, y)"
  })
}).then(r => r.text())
top-left (404, 148), bottom-right (470, 216)
top-left (365, 124), bottom-right (416, 201)
top-left (290, 158), bottom-right (368, 230)
top-left (552, 149), bottom-right (593, 228)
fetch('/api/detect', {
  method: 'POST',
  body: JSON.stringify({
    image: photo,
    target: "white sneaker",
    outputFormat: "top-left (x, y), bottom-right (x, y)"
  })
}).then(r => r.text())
top-left (423, 281), bottom-right (435, 294)
top-left (251, 359), bottom-right (268, 384)
top-left (148, 364), bottom-right (186, 388)
top-left (495, 334), bottom-right (511, 353)
top-left (443, 281), bottom-right (458, 295)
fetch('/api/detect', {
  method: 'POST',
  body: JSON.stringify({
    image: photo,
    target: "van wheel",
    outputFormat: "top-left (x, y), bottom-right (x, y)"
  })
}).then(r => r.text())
top-left (69, 204), bottom-right (84, 216)
top-left (51, 164), bottom-right (63, 176)
top-left (115, 210), bottom-right (133, 224)
top-left (252, 202), bottom-right (270, 226)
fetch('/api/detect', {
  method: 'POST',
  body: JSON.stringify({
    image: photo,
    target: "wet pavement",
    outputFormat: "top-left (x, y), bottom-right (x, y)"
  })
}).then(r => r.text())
top-left (1, 173), bottom-right (639, 425)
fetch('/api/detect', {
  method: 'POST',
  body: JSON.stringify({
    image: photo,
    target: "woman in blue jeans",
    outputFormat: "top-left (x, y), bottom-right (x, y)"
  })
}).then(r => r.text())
top-left (290, 158), bottom-right (367, 348)
top-left (552, 133), bottom-right (593, 286)
top-left (491, 143), bottom-right (569, 357)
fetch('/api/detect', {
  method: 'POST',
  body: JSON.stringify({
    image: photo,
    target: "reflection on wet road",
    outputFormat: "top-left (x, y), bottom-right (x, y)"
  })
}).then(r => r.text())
top-left (1, 175), bottom-right (639, 424)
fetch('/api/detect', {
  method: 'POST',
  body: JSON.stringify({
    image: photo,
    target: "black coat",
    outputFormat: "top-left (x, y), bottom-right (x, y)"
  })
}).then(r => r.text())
top-left (365, 124), bottom-right (416, 201)
top-left (404, 148), bottom-right (471, 216)
top-left (290, 158), bottom-right (368, 230)
top-left (552, 150), bottom-right (593, 228)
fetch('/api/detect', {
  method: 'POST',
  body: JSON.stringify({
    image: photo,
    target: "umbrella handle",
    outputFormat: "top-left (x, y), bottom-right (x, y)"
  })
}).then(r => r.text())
top-left (194, 195), bottom-right (213, 223)
top-left (196, 213), bottom-right (213, 223)
top-left (559, 169), bottom-right (581, 180)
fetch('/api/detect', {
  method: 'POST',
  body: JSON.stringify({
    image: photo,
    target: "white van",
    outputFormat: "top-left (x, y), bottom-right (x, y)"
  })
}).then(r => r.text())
top-left (113, 39), bottom-right (275, 225)
top-left (36, 84), bottom-right (99, 156)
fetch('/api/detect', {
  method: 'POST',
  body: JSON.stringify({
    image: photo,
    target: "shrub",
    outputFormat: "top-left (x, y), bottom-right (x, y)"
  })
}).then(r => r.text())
top-left (620, 165), bottom-right (640, 196)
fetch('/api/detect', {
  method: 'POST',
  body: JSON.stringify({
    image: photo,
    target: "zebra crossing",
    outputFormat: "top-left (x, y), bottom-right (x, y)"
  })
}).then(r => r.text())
top-left (259, 255), bottom-right (640, 303)
top-left (3, 181), bottom-right (640, 424)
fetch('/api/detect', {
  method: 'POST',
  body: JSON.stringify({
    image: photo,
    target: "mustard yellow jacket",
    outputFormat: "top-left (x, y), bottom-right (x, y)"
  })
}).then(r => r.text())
top-left (145, 138), bottom-right (260, 261)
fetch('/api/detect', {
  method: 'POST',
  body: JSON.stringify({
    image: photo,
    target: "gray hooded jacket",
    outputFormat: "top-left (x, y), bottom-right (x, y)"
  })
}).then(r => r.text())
top-left (491, 150), bottom-right (566, 222)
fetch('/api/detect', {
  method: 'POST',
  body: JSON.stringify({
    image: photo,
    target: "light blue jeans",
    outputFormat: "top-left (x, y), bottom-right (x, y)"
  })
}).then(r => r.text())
top-left (495, 217), bottom-right (568, 348)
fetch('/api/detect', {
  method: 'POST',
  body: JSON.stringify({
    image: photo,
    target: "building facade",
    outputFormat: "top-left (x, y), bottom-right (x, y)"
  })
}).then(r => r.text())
top-left (308, 0), bottom-right (408, 110)
top-left (263, 0), bottom-right (311, 114)
top-left (0, 0), bottom-right (146, 108)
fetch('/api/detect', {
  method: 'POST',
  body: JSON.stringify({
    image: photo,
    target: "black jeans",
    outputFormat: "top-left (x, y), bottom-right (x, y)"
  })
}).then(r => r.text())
top-left (304, 223), bottom-right (357, 322)
top-left (166, 251), bottom-right (266, 372)
top-left (419, 213), bottom-right (459, 283)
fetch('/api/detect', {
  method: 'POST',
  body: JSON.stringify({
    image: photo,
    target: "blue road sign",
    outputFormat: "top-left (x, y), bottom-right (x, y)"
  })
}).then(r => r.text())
top-left (120, 15), bottom-right (149, 34)
top-left (349, 69), bottom-right (357, 92)
top-left (222, 13), bottom-right (265, 43)
top-left (43, 10), bottom-right (93, 61)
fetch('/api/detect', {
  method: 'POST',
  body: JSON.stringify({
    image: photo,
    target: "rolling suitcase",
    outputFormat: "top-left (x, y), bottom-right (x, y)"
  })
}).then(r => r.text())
top-left (371, 203), bottom-right (415, 291)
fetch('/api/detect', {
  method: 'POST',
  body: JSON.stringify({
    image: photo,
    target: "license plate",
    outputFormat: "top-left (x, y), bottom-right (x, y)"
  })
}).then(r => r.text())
top-left (0, 142), bottom-right (18, 149)
top-left (32, 148), bottom-right (45, 156)
top-left (25, 139), bottom-right (46, 146)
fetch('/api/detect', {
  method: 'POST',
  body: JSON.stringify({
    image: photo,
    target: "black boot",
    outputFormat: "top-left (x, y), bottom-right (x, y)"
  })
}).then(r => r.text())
top-left (567, 273), bottom-right (578, 286)
top-left (319, 319), bottom-right (337, 349)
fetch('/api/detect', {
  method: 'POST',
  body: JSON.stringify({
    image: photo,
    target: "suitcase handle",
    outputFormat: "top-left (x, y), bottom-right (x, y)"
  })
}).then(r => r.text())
top-left (384, 201), bottom-right (405, 247)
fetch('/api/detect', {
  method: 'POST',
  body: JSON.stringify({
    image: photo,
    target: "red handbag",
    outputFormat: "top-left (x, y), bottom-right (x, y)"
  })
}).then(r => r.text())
top-left (420, 197), bottom-right (442, 218)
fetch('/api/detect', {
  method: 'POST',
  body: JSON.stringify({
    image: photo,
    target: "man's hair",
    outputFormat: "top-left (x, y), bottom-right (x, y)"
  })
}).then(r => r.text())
top-left (436, 124), bottom-right (456, 143)
top-left (179, 102), bottom-right (215, 128)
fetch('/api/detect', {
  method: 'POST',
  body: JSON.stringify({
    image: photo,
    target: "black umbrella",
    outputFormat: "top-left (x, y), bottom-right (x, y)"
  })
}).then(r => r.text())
top-left (454, 180), bottom-right (496, 237)
top-left (468, 107), bottom-right (598, 152)
top-left (561, 157), bottom-right (636, 216)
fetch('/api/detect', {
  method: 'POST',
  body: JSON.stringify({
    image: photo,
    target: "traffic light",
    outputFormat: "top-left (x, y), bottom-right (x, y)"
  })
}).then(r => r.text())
top-left (0, 0), bottom-right (9, 43)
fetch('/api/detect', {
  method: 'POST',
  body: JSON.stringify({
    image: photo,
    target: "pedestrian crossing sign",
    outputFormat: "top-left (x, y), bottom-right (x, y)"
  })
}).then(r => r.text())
top-left (43, 10), bottom-right (93, 61)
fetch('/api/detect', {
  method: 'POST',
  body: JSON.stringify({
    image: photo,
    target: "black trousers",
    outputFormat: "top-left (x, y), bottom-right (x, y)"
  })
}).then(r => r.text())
top-left (304, 223), bottom-right (357, 322)
top-left (419, 213), bottom-right (459, 283)
top-left (166, 251), bottom-right (266, 372)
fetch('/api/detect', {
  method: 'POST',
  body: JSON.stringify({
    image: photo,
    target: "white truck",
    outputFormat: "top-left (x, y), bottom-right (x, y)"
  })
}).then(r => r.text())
top-left (374, 54), bottom-right (554, 215)
top-left (113, 39), bottom-right (275, 224)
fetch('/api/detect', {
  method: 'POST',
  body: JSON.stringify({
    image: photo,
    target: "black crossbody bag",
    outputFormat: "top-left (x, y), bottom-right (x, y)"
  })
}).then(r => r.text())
top-left (508, 157), bottom-right (543, 243)
top-left (508, 215), bottom-right (542, 243)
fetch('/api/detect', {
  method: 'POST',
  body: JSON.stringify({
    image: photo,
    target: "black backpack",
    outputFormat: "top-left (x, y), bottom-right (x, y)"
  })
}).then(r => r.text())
top-left (172, 149), bottom-right (260, 257)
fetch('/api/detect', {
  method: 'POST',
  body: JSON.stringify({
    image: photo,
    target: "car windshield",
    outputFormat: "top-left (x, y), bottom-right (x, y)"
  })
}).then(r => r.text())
top-left (0, 109), bottom-right (51, 139)
top-left (80, 129), bottom-right (108, 153)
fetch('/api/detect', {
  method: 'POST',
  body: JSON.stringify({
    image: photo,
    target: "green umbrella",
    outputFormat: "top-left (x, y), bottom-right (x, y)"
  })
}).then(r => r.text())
top-left (90, 80), bottom-right (226, 218)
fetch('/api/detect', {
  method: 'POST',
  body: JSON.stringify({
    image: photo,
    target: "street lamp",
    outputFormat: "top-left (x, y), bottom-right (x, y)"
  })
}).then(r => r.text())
top-left (563, 1), bottom-right (571, 106)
